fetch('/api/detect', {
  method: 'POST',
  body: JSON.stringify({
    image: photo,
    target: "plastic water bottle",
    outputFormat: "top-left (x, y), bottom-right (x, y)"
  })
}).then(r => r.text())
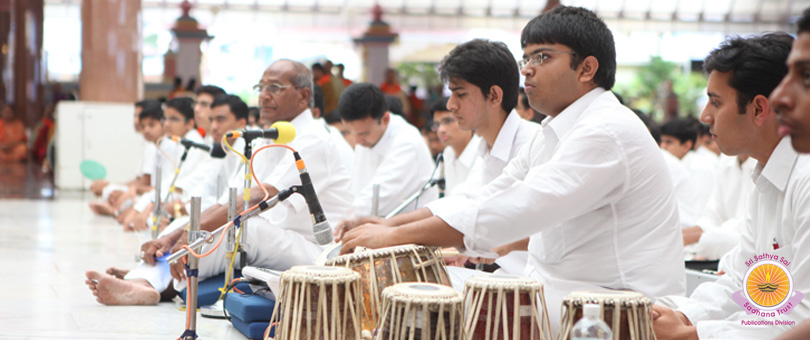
top-left (571, 303), bottom-right (613, 340)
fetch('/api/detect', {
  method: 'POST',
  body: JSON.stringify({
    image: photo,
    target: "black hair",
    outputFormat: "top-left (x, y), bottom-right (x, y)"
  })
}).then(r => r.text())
top-left (660, 119), bottom-right (697, 146)
top-left (211, 94), bottom-right (249, 122)
top-left (439, 39), bottom-right (519, 113)
top-left (324, 111), bottom-right (342, 125)
top-left (703, 33), bottom-right (793, 114)
top-left (194, 85), bottom-right (226, 98)
top-left (312, 63), bottom-right (325, 72)
top-left (429, 98), bottom-right (450, 118)
top-left (165, 97), bottom-right (195, 121)
top-left (135, 99), bottom-right (161, 113)
top-left (385, 95), bottom-right (404, 116)
top-left (313, 85), bottom-right (325, 114)
top-left (521, 5), bottom-right (616, 90)
top-left (139, 104), bottom-right (164, 122)
top-left (337, 83), bottom-right (388, 122)
top-left (799, 7), bottom-right (810, 34)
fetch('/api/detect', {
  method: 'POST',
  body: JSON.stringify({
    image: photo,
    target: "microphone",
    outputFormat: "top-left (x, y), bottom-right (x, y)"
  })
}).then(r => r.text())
top-left (170, 136), bottom-right (211, 152)
top-left (225, 121), bottom-right (296, 144)
top-left (291, 151), bottom-right (332, 245)
top-left (210, 143), bottom-right (226, 159)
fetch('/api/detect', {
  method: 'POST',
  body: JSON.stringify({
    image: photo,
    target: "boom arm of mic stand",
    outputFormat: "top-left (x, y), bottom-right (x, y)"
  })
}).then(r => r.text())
top-left (165, 187), bottom-right (294, 264)
top-left (384, 179), bottom-right (443, 219)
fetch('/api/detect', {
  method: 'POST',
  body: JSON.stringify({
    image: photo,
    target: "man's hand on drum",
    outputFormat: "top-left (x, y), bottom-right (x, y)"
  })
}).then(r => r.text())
top-left (651, 305), bottom-right (698, 340)
top-left (339, 221), bottom-right (396, 254)
top-left (333, 216), bottom-right (389, 242)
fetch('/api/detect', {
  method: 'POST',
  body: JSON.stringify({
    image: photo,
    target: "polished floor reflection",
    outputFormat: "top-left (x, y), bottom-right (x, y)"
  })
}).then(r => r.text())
top-left (0, 197), bottom-right (247, 339)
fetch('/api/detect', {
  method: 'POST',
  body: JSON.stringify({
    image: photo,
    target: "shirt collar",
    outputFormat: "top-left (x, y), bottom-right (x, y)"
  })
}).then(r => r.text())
top-left (541, 87), bottom-right (607, 142)
top-left (754, 137), bottom-right (798, 193)
top-left (458, 135), bottom-right (480, 167)
top-left (289, 108), bottom-right (314, 131)
top-left (369, 113), bottom-right (401, 155)
top-left (478, 110), bottom-right (523, 162)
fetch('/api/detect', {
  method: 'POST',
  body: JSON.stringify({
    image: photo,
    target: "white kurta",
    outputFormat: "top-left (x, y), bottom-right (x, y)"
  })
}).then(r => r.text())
top-left (688, 155), bottom-right (757, 260)
top-left (428, 88), bottom-right (686, 333)
top-left (352, 114), bottom-right (436, 217)
top-left (658, 137), bottom-right (810, 338)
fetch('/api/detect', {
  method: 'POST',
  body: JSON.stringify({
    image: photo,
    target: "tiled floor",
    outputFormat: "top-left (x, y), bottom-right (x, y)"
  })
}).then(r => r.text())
top-left (0, 198), bottom-right (248, 339)
top-left (0, 162), bottom-right (55, 199)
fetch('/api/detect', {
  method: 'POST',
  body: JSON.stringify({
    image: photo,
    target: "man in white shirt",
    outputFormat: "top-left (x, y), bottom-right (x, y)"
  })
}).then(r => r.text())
top-left (119, 97), bottom-right (210, 231)
top-left (653, 33), bottom-right (807, 339)
top-left (339, 83), bottom-right (436, 217)
top-left (771, 10), bottom-right (810, 340)
top-left (337, 6), bottom-right (685, 335)
top-left (682, 154), bottom-right (756, 260)
top-left (772, 10), bottom-right (810, 155)
top-left (85, 59), bottom-right (354, 305)
top-left (430, 97), bottom-right (479, 194)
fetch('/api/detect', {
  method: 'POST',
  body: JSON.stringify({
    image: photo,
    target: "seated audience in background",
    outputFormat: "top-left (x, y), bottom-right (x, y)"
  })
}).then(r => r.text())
top-left (430, 97), bottom-right (480, 194)
top-left (653, 32), bottom-right (809, 339)
top-left (88, 100), bottom-right (162, 216)
top-left (117, 97), bottom-right (207, 231)
top-left (692, 119), bottom-right (721, 156)
top-left (660, 119), bottom-right (717, 226)
top-left (421, 124), bottom-right (444, 160)
top-left (339, 83), bottom-right (437, 217)
top-left (682, 154), bottom-right (756, 260)
top-left (0, 103), bottom-right (28, 162)
top-left (312, 63), bottom-right (338, 115)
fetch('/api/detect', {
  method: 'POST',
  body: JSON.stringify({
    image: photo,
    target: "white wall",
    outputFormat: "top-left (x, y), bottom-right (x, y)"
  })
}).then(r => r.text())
top-left (55, 101), bottom-right (144, 190)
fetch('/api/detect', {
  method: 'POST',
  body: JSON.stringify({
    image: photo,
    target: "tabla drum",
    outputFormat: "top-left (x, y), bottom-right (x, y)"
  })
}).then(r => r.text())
top-left (558, 290), bottom-right (653, 340)
top-left (462, 274), bottom-right (551, 340)
top-left (268, 265), bottom-right (363, 340)
top-left (325, 244), bottom-right (451, 333)
top-left (377, 282), bottom-right (464, 340)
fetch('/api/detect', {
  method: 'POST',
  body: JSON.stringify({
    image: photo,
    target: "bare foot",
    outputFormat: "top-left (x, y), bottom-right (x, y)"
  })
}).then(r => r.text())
top-left (105, 267), bottom-right (130, 279)
top-left (88, 201), bottom-right (115, 216)
top-left (85, 270), bottom-right (160, 305)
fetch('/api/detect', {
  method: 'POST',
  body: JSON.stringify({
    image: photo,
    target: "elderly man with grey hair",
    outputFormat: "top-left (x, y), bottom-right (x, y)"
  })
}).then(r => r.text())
top-left (85, 59), bottom-right (355, 305)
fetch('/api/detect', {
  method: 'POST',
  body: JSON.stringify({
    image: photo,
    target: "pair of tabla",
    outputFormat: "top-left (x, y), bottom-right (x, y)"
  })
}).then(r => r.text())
top-left (267, 244), bottom-right (451, 340)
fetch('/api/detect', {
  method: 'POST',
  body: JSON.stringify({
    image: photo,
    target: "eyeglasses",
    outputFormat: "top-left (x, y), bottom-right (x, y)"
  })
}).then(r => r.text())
top-left (252, 83), bottom-right (300, 95)
top-left (431, 116), bottom-right (457, 131)
top-left (518, 50), bottom-right (577, 69)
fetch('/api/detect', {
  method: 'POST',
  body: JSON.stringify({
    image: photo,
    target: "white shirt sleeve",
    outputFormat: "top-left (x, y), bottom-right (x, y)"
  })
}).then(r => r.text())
top-left (431, 125), bottom-right (625, 255)
top-left (355, 140), bottom-right (435, 217)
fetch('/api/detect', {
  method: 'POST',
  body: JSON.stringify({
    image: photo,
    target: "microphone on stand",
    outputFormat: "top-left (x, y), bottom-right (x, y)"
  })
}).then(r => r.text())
top-left (225, 122), bottom-right (296, 144)
top-left (436, 153), bottom-right (445, 199)
top-left (170, 136), bottom-right (211, 152)
top-left (290, 151), bottom-right (332, 245)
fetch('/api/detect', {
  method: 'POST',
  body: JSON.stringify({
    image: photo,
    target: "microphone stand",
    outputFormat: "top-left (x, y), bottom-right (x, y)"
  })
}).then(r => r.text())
top-left (178, 197), bottom-right (202, 340)
top-left (165, 187), bottom-right (295, 264)
top-left (157, 144), bottom-right (195, 224)
top-left (384, 154), bottom-right (445, 219)
top-left (151, 159), bottom-right (162, 240)
top-left (226, 187), bottom-right (238, 282)
top-left (371, 184), bottom-right (380, 217)
top-left (238, 139), bottom-right (254, 269)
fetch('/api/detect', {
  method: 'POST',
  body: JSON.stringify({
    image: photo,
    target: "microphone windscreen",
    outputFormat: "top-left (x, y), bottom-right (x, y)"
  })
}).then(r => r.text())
top-left (270, 121), bottom-right (296, 145)
top-left (313, 221), bottom-right (333, 246)
top-left (210, 143), bottom-right (227, 159)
